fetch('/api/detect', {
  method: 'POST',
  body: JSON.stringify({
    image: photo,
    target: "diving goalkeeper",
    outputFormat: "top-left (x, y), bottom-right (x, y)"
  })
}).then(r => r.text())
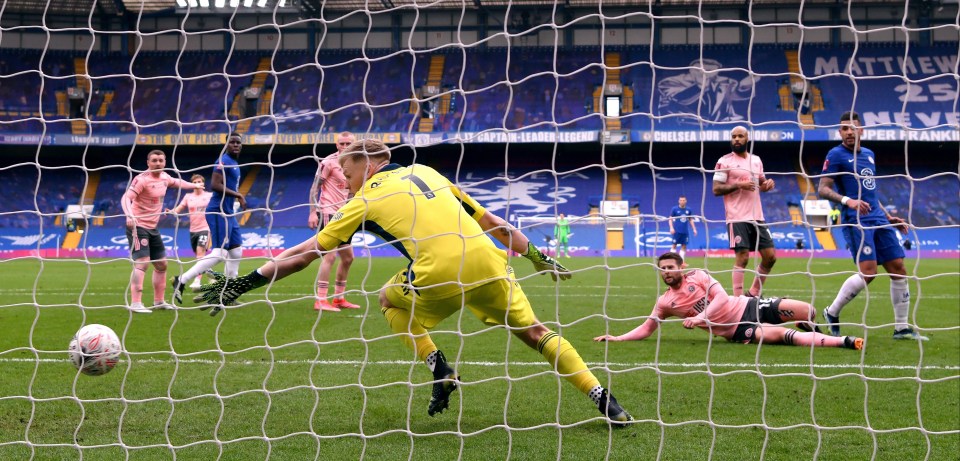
top-left (194, 139), bottom-right (634, 426)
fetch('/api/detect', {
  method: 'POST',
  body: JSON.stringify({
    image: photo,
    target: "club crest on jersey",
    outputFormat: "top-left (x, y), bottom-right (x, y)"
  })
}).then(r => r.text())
top-left (860, 168), bottom-right (876, 190)
top-left (140, 238), bottom-right (148, 246)
top-left (688, 285), bottom-right (695, 293)
top-left (734, 235), bottom-right (743, 244)
top-left (863, 246), bottom-right (873, 255)
top-left (745, 328), bottom-right (754, 338)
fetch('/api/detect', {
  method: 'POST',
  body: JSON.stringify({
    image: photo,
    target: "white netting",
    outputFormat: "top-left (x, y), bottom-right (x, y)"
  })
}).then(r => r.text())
top-left (0, 1), bottom-right (958, 459)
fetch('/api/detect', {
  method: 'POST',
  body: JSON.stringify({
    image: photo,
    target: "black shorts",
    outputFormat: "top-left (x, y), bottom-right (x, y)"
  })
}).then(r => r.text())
top-left (317, 212), bottom-right (333, 232)
top-left (730, 297), bottom-right (784, 343)
top-left (190, 231), bottom-right (210, 252)
top-left (126, 226), bottom-right (166, 261)
top-left (728, 221), bottom-right (775, 252)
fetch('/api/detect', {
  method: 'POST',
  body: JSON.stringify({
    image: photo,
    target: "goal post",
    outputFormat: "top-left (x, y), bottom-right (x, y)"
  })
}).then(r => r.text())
top-left (516, 214), bottom-right (644, 258)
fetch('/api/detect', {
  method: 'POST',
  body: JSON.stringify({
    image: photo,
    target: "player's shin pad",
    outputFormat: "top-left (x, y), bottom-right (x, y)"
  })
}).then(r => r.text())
top-left (522, 242), bottom-right (571, 281)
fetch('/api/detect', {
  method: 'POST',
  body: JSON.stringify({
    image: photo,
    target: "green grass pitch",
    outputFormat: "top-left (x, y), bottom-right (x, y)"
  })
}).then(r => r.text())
top-left (0, 256), bottom-right (957, 460)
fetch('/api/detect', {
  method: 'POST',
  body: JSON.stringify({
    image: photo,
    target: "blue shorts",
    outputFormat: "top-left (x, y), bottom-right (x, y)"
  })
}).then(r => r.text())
top-left (206, 213), bottom-right (243, 250)
top-left (672, 232), bottom-right (689, 245)
top-left (841, 225), bottom-right (904, 265)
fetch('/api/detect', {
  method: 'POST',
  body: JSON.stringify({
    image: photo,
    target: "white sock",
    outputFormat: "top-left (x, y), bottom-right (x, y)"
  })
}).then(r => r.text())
top-left (679, 249), bottom-right (686, 260)
top-left (588, 385), bottom-right (605, 405)
top-left (180, 248), bottom-right (225, 283)
top-left (891, 278), bottom-right (910, 331)
top-left (827, 274), bottom-right (867, 317)
top-left (425, 350), bottom-right (439, 372)
top-left (225, 247), bottom-right (243, 278)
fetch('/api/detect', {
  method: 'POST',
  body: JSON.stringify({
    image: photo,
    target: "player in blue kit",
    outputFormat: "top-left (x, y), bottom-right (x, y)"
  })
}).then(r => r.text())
top-left (668, 195), bottom-right (698, 260)
top-left (172, 132), bottom-right (248, 304)
top-left (817, 112), bottom-right (927, 341)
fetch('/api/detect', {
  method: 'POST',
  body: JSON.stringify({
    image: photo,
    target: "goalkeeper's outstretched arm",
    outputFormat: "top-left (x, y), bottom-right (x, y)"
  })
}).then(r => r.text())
top-left (475, 211), bottom-right (571, 281)
top-left (193, 235), bottom-right (329, 311)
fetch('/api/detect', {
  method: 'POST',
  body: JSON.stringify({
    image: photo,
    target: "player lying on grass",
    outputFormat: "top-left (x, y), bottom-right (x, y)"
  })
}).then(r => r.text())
top-left (594, 252), bottom-right (864, 350)
top-left (192, 139), bottom-right (634, 426)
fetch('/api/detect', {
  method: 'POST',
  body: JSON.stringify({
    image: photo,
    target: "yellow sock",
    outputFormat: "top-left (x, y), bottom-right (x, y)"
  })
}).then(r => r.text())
top-left (536, 331), bottom-right (601, 395)
top-left (381, 306), bottom-right (437, 362)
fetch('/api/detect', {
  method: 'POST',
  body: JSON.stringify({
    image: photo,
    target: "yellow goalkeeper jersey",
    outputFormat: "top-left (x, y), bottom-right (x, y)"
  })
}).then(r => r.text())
top-left (316, 163), bottom-right (508, 299)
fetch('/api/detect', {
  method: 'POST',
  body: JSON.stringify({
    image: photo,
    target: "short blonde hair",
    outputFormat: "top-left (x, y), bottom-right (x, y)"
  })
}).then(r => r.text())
top-left (341, 139), bottom-right (391, 164)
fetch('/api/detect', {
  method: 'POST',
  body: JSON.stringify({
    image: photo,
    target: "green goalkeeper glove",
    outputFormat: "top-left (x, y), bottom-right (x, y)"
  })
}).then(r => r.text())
top-left (522, 242), bottom-right (572, 281)
top-left (193, 270), bottom-right (269, 316)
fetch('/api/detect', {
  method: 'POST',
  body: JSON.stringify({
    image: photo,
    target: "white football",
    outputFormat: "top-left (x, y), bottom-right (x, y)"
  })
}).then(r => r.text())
top-left (68, 324), bottom-right (122, 376)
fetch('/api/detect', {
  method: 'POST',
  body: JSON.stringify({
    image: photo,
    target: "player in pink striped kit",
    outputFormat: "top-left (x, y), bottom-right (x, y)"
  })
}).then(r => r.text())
top-left (594, 252), bottom-right (863, 350)
top-left (121, 150), bottom-right (202, 313)
top-left (713, 126), bottom-right (777, 297)
top-left (171, 174), bottom-right (213, 290)
top-left (307, 131), bottom-right (361, 312)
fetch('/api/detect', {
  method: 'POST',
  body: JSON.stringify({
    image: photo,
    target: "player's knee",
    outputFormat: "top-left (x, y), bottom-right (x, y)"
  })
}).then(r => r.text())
top-left (514, 324), bottom-right (549, 347)
top-left (339, 250), bottom-right (354, 266)
top-left (378, 288), bottom-right (391, 309)
top-left (764, 254), bottom-right (777, 268)
top-left (153, 261), bottom-right (168, 272)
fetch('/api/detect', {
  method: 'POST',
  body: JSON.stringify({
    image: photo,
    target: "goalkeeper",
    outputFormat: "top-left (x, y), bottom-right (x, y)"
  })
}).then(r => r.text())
top-left (554, 213), bottom-right (572, 258)
top-left (195, 139), bottom-right (633, 426)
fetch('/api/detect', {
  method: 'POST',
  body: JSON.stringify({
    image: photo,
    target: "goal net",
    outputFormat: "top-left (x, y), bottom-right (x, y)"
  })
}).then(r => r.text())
top-left (1, 0), bottom-right (958, 459)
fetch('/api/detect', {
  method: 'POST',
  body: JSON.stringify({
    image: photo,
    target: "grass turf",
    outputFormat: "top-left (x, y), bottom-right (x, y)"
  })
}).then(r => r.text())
top-left (0, 256), bottom-right (957, 460)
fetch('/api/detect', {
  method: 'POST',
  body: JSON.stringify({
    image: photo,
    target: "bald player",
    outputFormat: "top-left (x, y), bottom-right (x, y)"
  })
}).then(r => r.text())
top-left (713, 126), bottom-right (777, 297)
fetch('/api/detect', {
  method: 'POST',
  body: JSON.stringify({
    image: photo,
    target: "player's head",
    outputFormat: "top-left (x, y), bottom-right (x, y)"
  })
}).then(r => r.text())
top-left (339, 139), bottom-right (391, 194)
top-left (730, 126), bottom-right (749, 154)
top-left (336, 131), bottom-right (356, 154)
top-left (839, 111), bottom-right (863, 150)
top-left (146, 150), bottom-right (166, 173)
top-left (559, 213), bottom-right (565, 218)
top-left (226, 132), bottom-right (242, 157)
top-left (190, 174), bottom-right (205, 190)
top-left (678, 195), bottom-right (687, 207)
top-left (657, 252), bottom-right (686, 287)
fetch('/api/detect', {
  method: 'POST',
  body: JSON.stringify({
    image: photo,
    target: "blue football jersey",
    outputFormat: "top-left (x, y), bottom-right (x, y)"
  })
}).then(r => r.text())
top-left (207, 153), bottom-right (241, 212)
top-left (822, 145), bottom-right (887, 225)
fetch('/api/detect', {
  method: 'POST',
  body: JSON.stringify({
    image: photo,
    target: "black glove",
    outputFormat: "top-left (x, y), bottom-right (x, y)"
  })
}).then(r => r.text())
top-left (193, 270), bottom-right (267, 316)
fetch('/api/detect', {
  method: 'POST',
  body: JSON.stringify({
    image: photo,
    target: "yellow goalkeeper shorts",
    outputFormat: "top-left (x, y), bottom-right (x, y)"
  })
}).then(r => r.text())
top-left (381, 266), bottom-right (538, 330)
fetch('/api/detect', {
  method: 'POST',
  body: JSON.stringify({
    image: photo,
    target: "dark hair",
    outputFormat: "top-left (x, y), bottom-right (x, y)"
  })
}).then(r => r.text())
top-left (679, 195), bottom-right (686, 199)
top-left (228, 131), bottom-right (241, 140)
top-left (840, 111), bottom-right (860, 123)
top-left (657, 252), bottom-right (683, 266)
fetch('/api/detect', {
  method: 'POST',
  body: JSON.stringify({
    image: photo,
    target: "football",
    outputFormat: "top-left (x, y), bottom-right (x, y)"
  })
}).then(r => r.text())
top-left (68, 324), bottom-right (122, 376)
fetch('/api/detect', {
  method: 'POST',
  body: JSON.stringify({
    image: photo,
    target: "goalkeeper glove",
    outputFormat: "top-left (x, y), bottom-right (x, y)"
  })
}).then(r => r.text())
top-left (522, 242), bottom-right (571, 281)
top-left (193, 270), bottom-right (269, 316)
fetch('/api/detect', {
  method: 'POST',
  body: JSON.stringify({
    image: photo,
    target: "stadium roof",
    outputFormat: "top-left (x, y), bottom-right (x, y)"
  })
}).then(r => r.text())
top-left (0, 0), bottom-right (940, 17)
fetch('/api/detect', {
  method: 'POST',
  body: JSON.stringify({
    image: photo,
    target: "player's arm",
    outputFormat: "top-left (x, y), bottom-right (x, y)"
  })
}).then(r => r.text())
top-left (170, 195), bottom-right (188, 215)
top-left (668, 214), bottom-right (675, 233)
top-left (683, 279), bottom-right (728, 329)
top-left (307, 167), bottom-right (323, 229)
top-left (712, 167), bottom-right (755, 196)
top-left (120, 182), bottom-right (140, 229)
top-left (193, 195), bottom-right (365, 313)
top-left (476, 210), bottom-right (571, 281)
top-left (594, 317), bottom-right (660, 342)
top-left (210, 170), bottom-right (246, 209)
top-left (878, 200), bottom-right (909, 233)
top-left (817, 176), bottom-right (871, 215)
top-left (758, 166), bottom-right (775, 192)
